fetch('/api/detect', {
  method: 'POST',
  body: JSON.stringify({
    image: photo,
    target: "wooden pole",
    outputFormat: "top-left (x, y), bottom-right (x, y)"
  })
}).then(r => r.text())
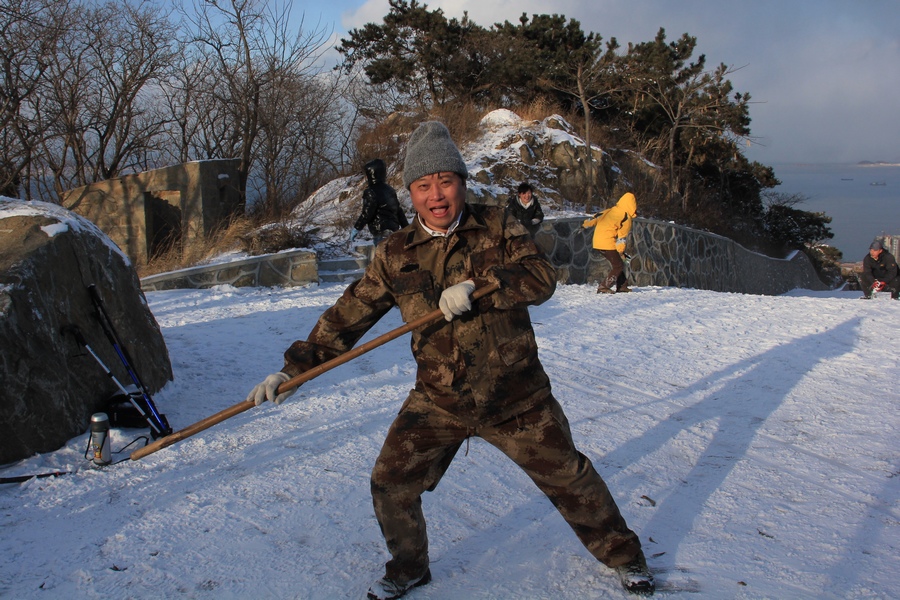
top-left (130, 282), bottom-right (499, 461)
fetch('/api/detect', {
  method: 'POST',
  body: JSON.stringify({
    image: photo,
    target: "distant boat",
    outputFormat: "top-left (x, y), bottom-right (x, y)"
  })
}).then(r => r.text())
top-left (871, 181), bottom-right (887, 186)
top-left (841, 178), bottom-right (853, 181)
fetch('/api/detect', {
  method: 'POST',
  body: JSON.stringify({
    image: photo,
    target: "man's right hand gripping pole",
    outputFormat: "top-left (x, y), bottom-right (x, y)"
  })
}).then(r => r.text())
top-left (439, 280), bottom-right (476, 321)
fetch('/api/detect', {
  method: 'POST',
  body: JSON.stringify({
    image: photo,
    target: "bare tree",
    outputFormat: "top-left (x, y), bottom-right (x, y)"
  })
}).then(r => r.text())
top-left (250, 69), bottom-right (350, 217)
top-left (159, 46), bottom-right (215, 165)
top-left (544, 36), bottom-right (621, 211)
top-left (33, 0), bottom-right (177, 199)
top-left (174, 0), bottom-right (333, 213)
top-left (0, 0), bottom-right (70, 199)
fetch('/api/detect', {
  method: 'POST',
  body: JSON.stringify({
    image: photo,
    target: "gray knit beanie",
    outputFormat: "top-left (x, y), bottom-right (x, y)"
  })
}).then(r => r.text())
top-left (402, 121), bottom-right (468, 188)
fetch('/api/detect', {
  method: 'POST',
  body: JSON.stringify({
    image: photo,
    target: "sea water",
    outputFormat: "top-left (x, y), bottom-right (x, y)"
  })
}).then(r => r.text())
top-left (771, 163), bottom-right (900, 261)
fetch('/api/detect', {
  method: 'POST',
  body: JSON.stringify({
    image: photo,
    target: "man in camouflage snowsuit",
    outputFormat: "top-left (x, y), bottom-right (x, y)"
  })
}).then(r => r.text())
top-left (248, 121), bottom-right (654, 598)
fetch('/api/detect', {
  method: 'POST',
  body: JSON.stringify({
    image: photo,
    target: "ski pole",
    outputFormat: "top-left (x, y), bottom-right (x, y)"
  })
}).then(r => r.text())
top-left (61, 325), bottom-right (165, 437)
top-left (87, 285), bottom-right (172, 437)
top-left (130, 282), bottom-right (500, 461)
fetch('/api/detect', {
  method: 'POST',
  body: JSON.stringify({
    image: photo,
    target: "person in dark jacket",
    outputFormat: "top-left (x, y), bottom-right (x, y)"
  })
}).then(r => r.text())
top-left (351, 159), bottom-right (409, 246)
top-left (860, 240), bottom-right (899, 299)
top-left (506, 182), bottom-right (544, 235)
top-left (248, 122), bottom-right (654, 599)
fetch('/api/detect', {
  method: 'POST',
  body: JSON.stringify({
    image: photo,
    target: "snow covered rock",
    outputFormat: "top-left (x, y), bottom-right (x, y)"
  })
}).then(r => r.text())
top-left (0, 198), bottom-right (172, 463)
top-left (462, 111), bottom-right (615, 209)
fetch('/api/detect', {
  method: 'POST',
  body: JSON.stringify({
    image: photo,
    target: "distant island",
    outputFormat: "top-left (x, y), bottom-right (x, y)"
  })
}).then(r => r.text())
top-left (858, 161), bottom-right (900, 167)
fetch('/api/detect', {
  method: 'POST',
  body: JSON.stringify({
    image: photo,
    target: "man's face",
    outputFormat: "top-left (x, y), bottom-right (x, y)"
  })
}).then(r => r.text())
top-left (409, 172), bottom-right (466, 232)
top-left (518, 190), bottom-right (533, 205)
top-left (870, 248), bottom-right (883, 259)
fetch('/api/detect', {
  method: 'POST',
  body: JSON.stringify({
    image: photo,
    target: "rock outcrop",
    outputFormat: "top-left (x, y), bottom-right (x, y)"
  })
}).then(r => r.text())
top-left (463, 109), bottom-right (613, 208)
top-left (314, 109), bottom-right (641, 235)
top-left (0, 198), bottom-right (172, 464)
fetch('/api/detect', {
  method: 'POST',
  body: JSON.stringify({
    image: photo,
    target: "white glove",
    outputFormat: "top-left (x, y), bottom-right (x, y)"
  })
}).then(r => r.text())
top-left (246, 372), bottom-right (296, 406)
top-left (439, 280), bottom-right (476, 321)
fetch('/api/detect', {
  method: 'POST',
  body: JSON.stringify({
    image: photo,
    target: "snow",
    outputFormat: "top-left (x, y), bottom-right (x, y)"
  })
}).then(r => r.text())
top-left (1, 113), bottom-right (897, 597)
top-left (0, 197), bottom-right (130, 263)
top-left (463, 112), bottom-right (593, 207)
top-left (2, 282), bottom-right (898, 599)
top-left (479, 108), bottom-right (521, 129)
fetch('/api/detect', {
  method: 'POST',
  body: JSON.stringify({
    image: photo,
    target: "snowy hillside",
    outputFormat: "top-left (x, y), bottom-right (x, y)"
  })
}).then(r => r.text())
top-left (1, 282), bottom-right (897, 599)
top-left (283, 109), bottom-right (610, 256)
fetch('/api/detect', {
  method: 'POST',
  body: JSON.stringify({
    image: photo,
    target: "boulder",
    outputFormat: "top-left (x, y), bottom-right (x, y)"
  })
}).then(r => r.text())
top-left (0, 198), bottom-right (172, 464)
top-left (454, 111), bottom-right (623, 210)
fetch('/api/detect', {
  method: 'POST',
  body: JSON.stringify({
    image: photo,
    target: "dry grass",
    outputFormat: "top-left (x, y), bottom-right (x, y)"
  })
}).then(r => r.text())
top-left (515, 97), bottom-right (568, 123)
top-left (138, 215), bottom-right (255, 278)
top-left (428, 101), bottom-right (488, 147)
top-left (355, 112), bottom-right (420, 170)
top-left (356, 102), bottom-right (490, 169)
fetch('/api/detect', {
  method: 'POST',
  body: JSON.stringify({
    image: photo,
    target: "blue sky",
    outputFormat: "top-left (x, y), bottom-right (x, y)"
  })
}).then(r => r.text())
top-left (292, 0), bottom-right (900, 165)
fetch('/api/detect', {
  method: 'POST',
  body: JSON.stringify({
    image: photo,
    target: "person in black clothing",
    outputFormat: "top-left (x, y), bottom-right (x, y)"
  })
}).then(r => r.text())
top-left (506, 182), bottom-right (544, 235)
top-left (860, 240), bottom-right (899, 299)
top-left (351, 159), bottom-right (409, 246)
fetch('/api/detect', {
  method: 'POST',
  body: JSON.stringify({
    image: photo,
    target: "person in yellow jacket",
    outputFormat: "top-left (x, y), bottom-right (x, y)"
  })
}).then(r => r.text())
top-left (583, 192), bottom-right (637, 293)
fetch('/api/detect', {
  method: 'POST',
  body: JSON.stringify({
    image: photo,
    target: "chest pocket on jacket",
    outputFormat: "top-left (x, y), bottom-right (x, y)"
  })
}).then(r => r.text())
top-left (393, 270), bottom-right (437, 320)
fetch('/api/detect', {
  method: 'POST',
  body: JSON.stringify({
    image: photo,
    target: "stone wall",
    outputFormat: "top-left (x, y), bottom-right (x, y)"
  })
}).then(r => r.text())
top-left (533, 217), bottom-right (830, 294)
top-left (140, 217), bottom-right (830, 296)
top-left (61, 159), bottom-right (243, 267)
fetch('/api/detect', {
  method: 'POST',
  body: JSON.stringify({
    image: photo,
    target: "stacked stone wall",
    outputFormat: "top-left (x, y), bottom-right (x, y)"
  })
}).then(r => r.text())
top-left (533, 217), bottom-right (830, 294)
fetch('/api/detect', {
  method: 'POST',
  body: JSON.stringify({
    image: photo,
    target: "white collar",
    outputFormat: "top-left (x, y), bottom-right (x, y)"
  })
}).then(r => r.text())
top-left (417, 212), bottom-right (463, 237)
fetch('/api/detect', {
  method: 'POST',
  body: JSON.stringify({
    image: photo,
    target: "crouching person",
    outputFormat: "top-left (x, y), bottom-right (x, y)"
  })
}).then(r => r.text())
top-left (860, 240), bottom-right (899, 300)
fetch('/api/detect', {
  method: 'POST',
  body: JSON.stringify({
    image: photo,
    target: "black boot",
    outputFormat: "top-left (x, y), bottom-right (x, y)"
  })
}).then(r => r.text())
top-left (615, 551), bottom-right (654, 596)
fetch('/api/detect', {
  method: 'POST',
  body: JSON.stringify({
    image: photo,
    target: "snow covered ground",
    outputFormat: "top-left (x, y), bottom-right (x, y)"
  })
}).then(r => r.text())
top-left (1, 282), bottom-right (898, 599)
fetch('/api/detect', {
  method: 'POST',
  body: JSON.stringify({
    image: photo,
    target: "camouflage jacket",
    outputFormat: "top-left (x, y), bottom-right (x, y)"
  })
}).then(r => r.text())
top-left (283, 204), bottom-right (558, 425)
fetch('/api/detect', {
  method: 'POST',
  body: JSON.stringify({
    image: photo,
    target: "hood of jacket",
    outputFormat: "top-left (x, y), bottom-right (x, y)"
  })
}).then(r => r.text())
top-left (616, 192), bottom-right (637, 217)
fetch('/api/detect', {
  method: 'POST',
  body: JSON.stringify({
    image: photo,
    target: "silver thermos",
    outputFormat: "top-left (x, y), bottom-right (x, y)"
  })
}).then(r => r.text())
top-left (89, 412), bottom-right (112, 466)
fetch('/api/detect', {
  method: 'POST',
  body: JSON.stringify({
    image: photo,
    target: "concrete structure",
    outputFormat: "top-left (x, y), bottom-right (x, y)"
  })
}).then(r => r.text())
top-left (140, 249), bottom-right (319, 291)
top-left (140, 217), bottom-right (831, 296)
top-left (62, 160), bottom-right (242, 266)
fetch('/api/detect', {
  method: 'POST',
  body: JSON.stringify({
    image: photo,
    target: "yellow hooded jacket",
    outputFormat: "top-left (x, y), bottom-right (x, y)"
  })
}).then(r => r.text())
top-left (582, 193), bottom-right (637, 252)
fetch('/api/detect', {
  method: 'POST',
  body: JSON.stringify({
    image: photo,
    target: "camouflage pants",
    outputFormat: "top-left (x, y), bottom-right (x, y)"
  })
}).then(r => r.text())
top-left (370, 391), bottom-right (641, 583)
